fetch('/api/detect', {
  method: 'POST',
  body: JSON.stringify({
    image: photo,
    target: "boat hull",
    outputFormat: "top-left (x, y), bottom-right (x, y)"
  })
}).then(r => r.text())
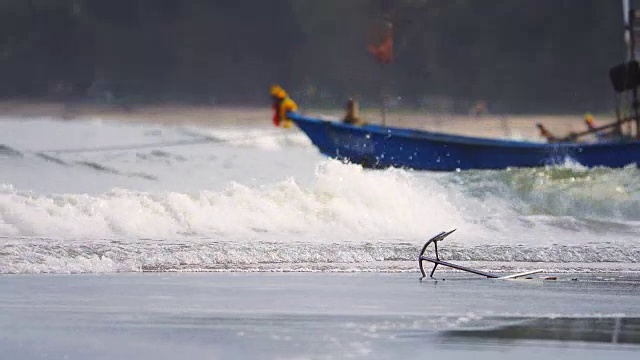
top-left (289, 113), bottom-right (640, 171)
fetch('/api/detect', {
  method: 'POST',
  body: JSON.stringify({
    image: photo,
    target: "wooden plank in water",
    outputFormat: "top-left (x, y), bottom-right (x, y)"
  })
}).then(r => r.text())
top-left (497, 269), bottom-right (544, 279)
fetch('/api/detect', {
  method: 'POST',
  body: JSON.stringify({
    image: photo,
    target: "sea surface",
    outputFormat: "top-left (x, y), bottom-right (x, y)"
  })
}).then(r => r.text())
top-left (1, 115), bottom-right (639, 359)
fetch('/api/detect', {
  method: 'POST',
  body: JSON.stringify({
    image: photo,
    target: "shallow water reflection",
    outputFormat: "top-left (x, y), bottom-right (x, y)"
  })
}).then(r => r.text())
top-left (445, 317), bottom-right (640, 344)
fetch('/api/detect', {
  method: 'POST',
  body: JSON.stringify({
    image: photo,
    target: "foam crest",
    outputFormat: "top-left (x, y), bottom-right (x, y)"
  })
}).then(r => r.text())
top-left (426, 165), bottom-right (640, 246)
top-left (0, 161), bottom-right (461, 240)
top-left (3, 240), bottom-right (640, 274)
top-left (498, 165), bottom-right (640, 220)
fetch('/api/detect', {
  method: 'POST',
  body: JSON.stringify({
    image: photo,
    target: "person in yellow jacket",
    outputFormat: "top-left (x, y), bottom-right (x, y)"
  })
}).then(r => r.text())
top-left (584, 113), bottom-right (597, 131)
top-left (584, 112), bottom-right (623, 140)
top-left (270, 85), bottom-right (298, 128)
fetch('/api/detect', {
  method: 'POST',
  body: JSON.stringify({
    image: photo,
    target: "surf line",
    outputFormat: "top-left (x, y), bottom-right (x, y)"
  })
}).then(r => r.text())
top-left (1, 143), bottom-right (158, 180)
top-left (38, 138), bottom-right (215, 154)
top-left (37, 130), bottom-right (291, 154)
top-left (179, 128), bottom-right (293, 144)
top-left (31, 152), bottom-right (158, 181)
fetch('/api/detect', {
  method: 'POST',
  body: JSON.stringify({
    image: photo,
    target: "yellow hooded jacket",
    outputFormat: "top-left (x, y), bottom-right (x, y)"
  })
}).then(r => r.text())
top-left (271, 85), bottom-right (298, 128)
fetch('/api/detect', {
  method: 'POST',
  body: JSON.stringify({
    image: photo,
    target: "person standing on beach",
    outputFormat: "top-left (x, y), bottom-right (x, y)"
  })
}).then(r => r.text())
top-left (270, 85), bottom-right (298, 128)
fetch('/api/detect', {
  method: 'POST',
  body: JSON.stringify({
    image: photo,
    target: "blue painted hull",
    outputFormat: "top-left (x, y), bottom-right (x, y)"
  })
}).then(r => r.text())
top-left (289, 112), bottom-right (640, 171)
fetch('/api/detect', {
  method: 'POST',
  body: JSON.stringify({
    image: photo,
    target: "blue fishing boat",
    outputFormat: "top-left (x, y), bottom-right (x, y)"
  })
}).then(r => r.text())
top-left (288, 112), bottom-right (640, 171)
top-left (287, 0), bottom-right (640, 172)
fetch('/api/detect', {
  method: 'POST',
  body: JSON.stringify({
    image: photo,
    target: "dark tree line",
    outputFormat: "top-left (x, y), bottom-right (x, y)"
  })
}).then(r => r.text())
top-left (0, 0), bottom-right (633, 113)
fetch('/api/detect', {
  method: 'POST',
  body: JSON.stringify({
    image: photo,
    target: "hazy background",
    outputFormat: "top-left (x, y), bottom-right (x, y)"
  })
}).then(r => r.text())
top-left (0, 0), bottom-right (634, 114)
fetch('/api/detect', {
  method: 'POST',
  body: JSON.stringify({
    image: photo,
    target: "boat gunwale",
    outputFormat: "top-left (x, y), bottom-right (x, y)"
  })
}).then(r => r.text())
top-left (289, 112), bottom-right (639, 149)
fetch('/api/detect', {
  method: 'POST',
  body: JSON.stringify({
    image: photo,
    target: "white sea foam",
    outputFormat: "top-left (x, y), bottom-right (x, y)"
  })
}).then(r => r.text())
top-left (0, 160), bottom-right (461, 241)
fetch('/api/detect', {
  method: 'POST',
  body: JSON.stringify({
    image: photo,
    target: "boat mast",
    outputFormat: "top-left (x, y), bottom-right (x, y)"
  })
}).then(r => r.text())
top-left (624, 0), bottom-right (640, 137)
top-left (624, 0), bottom-right (631, 60)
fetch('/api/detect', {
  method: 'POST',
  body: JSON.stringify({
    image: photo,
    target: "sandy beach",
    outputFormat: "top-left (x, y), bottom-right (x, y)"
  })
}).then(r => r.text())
top-left (0, 100), bottom-right (598, 140)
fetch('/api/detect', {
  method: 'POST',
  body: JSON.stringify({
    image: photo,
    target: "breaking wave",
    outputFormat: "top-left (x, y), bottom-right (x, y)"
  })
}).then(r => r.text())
top-left (2, 160), bottom-right (640, 274)
top-left (3, 117), bottom-right (640, 274)
top-left (0, 161), bottom-right (460, 240)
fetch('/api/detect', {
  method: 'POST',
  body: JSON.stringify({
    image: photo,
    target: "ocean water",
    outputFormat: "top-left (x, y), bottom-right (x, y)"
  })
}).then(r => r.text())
top-left (2, 115), bottom-right (640, 359)
top-left (1, 116), bottom-right (639, 275)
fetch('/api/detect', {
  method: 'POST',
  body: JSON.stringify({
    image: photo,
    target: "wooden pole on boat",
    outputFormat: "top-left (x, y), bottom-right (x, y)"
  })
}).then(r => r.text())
top-left (630, 12), bottom-right (639, 137)
top-left (367, 11), bottom-right (393, 126)
top-left (624, 0), bottom-right (631, 60)
top-left (381, 65), bottom-right (387, 126)
top-left (558, 116), bottom-right (635, 142)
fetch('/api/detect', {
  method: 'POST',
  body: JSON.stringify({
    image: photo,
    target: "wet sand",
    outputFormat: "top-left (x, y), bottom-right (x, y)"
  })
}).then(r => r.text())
top-left (0, 100), bottom-right (600, 140)
top-left (1, 272), bottom-right (639, 359)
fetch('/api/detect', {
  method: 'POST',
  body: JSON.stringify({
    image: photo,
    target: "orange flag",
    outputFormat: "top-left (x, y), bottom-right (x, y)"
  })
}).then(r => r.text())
top-left (368, 24), bottom-right (393, 65)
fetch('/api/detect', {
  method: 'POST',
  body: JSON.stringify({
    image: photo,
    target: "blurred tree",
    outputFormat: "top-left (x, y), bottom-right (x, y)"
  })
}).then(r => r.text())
top-left (0, 0), bottom-right (628, 113)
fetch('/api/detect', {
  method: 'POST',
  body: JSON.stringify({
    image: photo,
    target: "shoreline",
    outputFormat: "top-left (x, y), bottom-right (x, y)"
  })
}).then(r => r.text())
top-left (1, 272), bottom-right (639, 359)
top-left (0, 99), bottom-right (603, 139)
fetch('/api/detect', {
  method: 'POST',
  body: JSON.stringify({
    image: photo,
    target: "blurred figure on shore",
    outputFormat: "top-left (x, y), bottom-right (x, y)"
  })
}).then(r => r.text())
top-left (470, 100), bottom-right (488, 117)
top-left (343, 99), bottom-right (366, 126)
top-left (270, 85), bottom-right (298, 128)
